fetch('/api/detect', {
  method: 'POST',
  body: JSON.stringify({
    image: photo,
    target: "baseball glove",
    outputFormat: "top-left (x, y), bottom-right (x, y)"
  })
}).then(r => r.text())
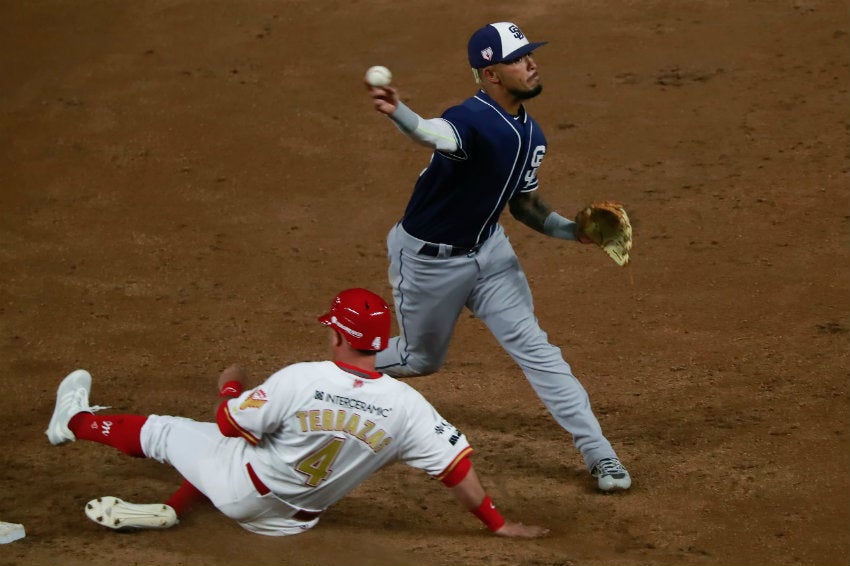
top-left (575, 201), bottom-right (633, 266)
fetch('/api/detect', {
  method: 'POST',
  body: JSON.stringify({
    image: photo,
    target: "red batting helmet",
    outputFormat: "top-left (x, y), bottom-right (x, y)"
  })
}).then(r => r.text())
top-left (318, 288), bottom-right (391, 351)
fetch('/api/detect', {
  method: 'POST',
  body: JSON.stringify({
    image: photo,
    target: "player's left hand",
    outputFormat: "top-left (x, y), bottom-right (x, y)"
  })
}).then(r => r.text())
top-left (217, 364), bottom-right (247, 392)
top-left (494, 521), bottom-right (550, 538)
top-left (574, 201), bottom-right (633, 266)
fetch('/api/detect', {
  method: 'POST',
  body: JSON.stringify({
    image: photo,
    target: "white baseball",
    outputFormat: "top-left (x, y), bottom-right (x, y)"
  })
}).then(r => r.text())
top-left (365, 65), bottom-right (392, 87)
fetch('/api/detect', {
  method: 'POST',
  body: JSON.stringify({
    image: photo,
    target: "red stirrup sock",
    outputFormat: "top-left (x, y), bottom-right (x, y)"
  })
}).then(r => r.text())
top-left (165, 480), bottom-right (207, 515)
top-left (68, 413), bottom-right (147, 457)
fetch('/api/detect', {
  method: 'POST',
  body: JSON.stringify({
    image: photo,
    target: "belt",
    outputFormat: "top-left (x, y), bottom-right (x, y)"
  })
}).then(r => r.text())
top-left (418, 242), bottom-right (480, 257)
top-left (245, 463), bottom-right (322, 522)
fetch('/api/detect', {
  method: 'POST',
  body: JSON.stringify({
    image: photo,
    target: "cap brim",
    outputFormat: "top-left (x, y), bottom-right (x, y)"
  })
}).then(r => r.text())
top-left (501, 40), bottom-right (548, 62)
top-left (318, 313), bottom-right (332, 326)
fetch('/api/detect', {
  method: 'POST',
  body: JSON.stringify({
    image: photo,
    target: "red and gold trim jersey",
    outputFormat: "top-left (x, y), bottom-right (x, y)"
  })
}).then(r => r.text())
top-left (224, 361), bottom-right (471, 511)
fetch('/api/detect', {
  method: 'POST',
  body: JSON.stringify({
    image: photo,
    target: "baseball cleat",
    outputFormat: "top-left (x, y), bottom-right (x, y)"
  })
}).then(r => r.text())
top-left (85, 497), bottom-right (178, 530)
top-left (591, 457), bottom-right (632, 491)
top-left (45, 369), bottom-right (95, 445)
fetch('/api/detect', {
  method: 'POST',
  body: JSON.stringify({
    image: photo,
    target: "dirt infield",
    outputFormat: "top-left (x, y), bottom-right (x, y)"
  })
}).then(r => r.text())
top-left (1, 1), bottom-right (848, 565)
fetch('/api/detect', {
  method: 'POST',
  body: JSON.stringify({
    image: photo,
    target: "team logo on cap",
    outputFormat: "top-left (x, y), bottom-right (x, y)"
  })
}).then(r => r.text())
top-left (508, 24), bottom-right (524, 39)
top-left (480, 47), bottom-right (493, 62)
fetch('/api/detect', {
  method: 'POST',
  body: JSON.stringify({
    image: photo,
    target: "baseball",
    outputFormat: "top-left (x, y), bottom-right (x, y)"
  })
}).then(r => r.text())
top-left (365, 65), bottom-right (392, 87)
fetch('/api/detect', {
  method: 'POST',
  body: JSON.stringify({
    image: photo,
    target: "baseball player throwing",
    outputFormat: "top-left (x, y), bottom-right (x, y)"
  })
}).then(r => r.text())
top-left (365, 22), bottom-right (631, 491)
top-left (46, 288), bottom-right (548, 538)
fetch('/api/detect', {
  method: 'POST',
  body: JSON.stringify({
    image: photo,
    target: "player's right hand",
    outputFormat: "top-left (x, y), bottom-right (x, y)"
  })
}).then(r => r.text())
top-left (366, 85), bottom-right (399, 116)
top-left (494, 521), bottom-right (550, 538)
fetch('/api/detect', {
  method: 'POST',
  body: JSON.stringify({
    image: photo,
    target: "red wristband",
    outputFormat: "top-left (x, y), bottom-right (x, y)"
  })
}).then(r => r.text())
top-left (472, 495), bottom-right (505, 532)
top-left (219, 380), bottom-right (243, 398)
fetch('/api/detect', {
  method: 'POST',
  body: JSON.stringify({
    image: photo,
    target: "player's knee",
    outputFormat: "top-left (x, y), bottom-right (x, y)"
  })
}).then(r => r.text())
top-left (406, 355), bottom-right (444, 376)
top-left (380, 359), bottom-right (441, 378)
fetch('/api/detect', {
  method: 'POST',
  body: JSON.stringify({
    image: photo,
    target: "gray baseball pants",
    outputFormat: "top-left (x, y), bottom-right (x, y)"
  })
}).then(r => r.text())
top-left (376, 222), bottom-right (619, 471)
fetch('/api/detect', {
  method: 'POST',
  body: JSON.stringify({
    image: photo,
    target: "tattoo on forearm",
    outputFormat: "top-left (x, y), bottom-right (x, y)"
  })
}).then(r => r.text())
top-left (510, 193), bottom-right (552, 232)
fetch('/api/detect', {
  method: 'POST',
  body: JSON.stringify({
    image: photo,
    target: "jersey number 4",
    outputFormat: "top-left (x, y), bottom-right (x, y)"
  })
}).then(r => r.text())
top-left (295, 437), bottom-right (345, 487)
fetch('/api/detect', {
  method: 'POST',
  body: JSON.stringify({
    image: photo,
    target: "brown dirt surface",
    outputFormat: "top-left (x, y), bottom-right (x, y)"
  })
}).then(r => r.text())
top-left (2, 1), bottom-right (848, 565)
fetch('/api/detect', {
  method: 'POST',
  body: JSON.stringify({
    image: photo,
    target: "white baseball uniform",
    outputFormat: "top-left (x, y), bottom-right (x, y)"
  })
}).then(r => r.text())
top-left (140, 360), bottom-right (472, 536)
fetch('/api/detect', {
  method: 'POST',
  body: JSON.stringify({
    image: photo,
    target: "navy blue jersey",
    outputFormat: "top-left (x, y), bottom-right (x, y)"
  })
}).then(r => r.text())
top-left (401, 90), bottom-right (547, 249)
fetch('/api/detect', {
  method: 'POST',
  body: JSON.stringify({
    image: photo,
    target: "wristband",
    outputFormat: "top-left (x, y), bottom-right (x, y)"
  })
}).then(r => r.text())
top-left (219, 380), bottom-right (243, 398)
top-left (472, 495), bottom-right (506, 532)
top-left (543, 211), bottom-right (579, 241)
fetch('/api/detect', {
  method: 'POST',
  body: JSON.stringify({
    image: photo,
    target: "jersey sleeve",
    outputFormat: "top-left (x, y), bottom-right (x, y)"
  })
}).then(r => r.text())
top-left (437, 105), bottom-right (475, 161)
top-left (389, 102), bottom-right (461, 153)
top-left (394, 386), bottom-right (473, 478)
top-left (223, 367), bottom-right (294, 444)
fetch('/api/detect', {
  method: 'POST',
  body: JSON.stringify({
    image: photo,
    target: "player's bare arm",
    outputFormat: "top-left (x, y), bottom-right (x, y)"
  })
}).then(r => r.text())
top-left (217, 364), bottom-right (247, 395)
top-left (447, 463), bottom-right (549, 538)
top-left (510, 191), bottom-right (591, 244)
top-left (508, 190), bottom-right (552, 232)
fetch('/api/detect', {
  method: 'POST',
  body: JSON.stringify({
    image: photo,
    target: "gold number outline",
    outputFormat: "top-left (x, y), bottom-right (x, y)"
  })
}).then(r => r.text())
top-left (294, 436), bottom-right (346, 487)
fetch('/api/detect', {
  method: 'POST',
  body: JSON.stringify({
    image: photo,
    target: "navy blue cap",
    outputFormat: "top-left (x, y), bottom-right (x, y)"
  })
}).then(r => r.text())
top-left (467, 22), bottom-right (548, 69)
